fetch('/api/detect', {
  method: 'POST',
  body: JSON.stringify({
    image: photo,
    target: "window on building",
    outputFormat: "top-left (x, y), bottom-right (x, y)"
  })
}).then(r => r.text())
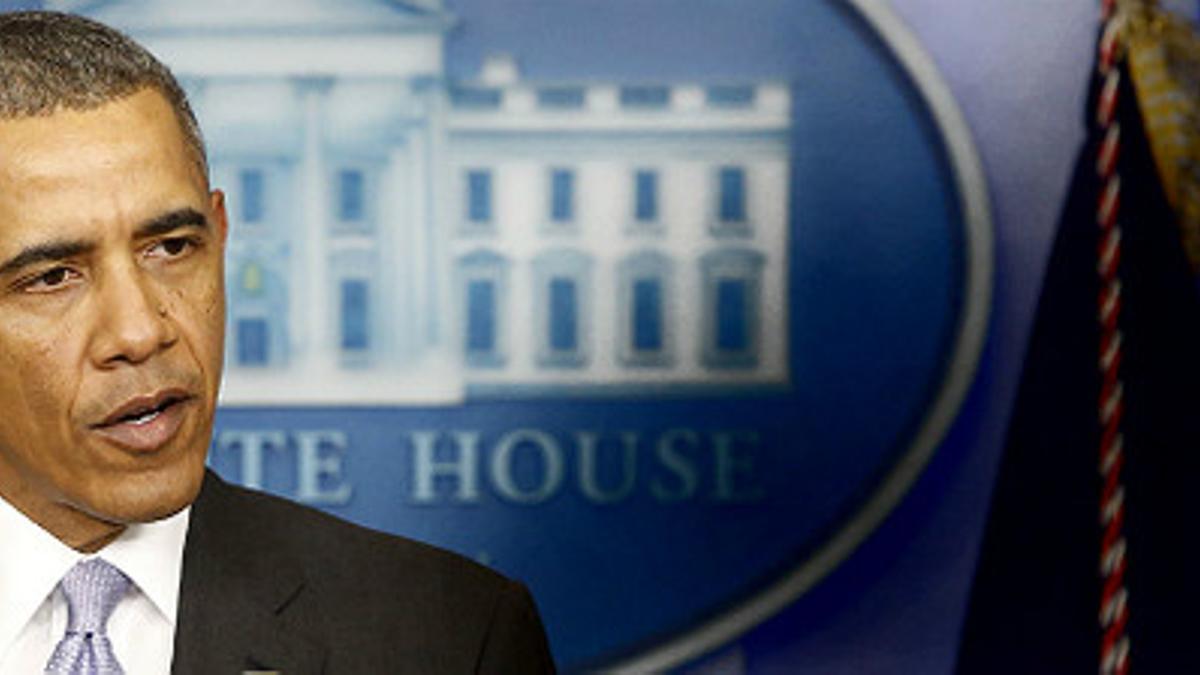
top-left (338, 169), bottom-right (365, 223)
top-left (620, 85), bottom-right (670, 109)
top-left (458, 250), bottom-right (509, 368)
top-left (715, 279), bottom-right (749, 351)
top-left (618, 251), bottom-right (672, 367)
top-left (549, 278), bottom-right (578, 351)
top-left (633, 278), bottom-right (663, 351)
top-left (550, 168), bottom-right (574, 223)
top-left (467, 169), bottom-right (492, 224)
top-left (701, 249), bottom-right (764, 368)
top-left (231, 257), bottom-right (289, 367)
top-left (634, 170), bottom-right (658, 223)
top-left (240, 169), bottom-right (265, 224)
top-left (533, 249), bottom-right (591, 368)
top-left (237, 317), bottom-right (269, 366)
top-left (240, 262), bottom-right (265, 297)
top-left (537, 86), bottom-right (586, 109)
top-left (718, 166), bottom-right (747, 223)
top-left (340, 279), bottom-right (369, 351)
top-left (450, 86), bottom-right (502, 110)
top-left (466, 279), bottom-right (497, 353)
top-left (706, 85), bottom-right (757, 108)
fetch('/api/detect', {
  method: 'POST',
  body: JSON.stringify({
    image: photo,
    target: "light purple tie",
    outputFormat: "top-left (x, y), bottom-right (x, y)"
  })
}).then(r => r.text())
top-left (44, 559), bottom-right (130, 675)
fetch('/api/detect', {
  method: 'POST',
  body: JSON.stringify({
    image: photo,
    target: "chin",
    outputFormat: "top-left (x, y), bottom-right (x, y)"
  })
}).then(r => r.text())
top-left (90, 460), bottom-right (206, 525)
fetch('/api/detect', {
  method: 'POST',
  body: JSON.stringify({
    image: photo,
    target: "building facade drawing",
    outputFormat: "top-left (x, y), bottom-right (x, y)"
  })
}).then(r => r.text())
top-left (60, 0), bottom-right (793, 402)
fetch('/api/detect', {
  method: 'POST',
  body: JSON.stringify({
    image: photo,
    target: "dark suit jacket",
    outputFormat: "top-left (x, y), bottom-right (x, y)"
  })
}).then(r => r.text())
top-left (170, 471), bottom-right (555, 674)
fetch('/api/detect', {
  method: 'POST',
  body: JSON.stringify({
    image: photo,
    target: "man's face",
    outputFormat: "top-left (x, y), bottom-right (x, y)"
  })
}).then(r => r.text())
top-left (0, 89), bottom-right (227, 549)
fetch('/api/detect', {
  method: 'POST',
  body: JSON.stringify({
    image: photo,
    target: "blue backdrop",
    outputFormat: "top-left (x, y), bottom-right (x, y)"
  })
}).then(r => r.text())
top-left (0, 1), bottom-right (1097, 672)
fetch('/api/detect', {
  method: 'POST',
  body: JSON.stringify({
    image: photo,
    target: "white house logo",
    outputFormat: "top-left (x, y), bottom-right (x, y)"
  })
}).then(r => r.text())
top-left (59, 0), bottom-right (991, 670)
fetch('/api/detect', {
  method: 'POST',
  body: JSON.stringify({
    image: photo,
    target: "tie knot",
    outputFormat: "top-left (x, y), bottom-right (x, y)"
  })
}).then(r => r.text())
top-left (59, 559), bottom-right (131, 635)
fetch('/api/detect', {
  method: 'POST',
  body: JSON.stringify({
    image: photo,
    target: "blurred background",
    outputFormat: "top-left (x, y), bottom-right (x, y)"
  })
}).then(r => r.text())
top-left (0, 1), bottom-right (1102, 672)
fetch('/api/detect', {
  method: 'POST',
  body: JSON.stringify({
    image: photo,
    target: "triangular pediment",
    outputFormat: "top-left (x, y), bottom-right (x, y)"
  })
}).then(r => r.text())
top-left (47, 0), bottom-right (452, 34)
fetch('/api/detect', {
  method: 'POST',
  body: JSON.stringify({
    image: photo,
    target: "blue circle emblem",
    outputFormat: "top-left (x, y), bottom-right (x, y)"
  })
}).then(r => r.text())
top-left (172, 0), bottom-right (996, 669)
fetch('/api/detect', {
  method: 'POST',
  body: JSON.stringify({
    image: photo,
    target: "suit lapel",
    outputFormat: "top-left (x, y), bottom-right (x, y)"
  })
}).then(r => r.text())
top-left (171, 471), bottom-right (326, 675)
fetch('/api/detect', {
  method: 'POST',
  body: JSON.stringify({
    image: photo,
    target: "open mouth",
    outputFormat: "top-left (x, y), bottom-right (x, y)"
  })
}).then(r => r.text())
top-left (116, 398), bottom-right (177, 426)
top-left (90, 389), bottom-right (195, 453)
top-left (95, 390), bottom-right (191, 429)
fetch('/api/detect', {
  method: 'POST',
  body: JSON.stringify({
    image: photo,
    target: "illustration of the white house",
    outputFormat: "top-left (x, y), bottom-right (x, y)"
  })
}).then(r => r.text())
top-left (56, 0), bottom-right (792, 403)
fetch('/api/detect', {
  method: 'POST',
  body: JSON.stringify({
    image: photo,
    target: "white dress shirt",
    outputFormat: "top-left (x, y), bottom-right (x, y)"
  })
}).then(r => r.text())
top-left (0, 495), bottom-right (189, 674)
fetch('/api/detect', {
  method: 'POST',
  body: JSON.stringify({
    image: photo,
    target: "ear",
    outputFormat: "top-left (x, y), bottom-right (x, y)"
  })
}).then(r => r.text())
top-left (209, 189), bottom-right (229, 246)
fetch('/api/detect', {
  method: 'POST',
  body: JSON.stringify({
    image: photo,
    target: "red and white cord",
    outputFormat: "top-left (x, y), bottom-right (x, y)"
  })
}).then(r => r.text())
top-left (1096, 1), bottom-right (1131, 673)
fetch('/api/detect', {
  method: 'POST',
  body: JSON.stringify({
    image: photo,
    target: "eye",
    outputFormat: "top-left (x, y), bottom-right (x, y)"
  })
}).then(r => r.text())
top-left (146, 236), bottom-right (199, 260)
top-left (20, 266), bottom-right (81, 293)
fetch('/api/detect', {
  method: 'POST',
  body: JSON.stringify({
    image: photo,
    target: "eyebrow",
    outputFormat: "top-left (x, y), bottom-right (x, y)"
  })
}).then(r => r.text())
top-left (134, 207), bottom-right (209, 240)
top-left (0, 207), bottom-right (210, 279)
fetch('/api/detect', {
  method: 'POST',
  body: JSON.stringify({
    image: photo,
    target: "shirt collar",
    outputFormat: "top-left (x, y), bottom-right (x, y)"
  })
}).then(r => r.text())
top-left (0, 494), bottom-right (190, 658)
top-left (96, 506), bottom-right (190, 626)
top-left (0, 495), bottom-right (78, 663)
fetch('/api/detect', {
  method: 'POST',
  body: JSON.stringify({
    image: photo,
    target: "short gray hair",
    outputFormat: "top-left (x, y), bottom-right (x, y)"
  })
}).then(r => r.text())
top-left (0, 11), bottom-right (207, 176)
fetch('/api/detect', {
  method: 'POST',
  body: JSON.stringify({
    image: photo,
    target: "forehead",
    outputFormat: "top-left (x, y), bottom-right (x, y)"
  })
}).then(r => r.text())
top-left (0, 89), bottom-right (206, 238)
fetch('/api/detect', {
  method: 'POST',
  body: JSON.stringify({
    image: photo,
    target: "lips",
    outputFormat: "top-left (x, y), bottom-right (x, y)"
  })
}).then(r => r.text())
top-left (90, 389), bottom-right (193, 452)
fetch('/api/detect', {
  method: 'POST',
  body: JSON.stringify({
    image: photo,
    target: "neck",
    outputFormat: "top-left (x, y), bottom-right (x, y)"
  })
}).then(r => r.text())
top-left (0, 481), bottom-right (126, 553)
top-left (23, 498), bottom-right (125, 552)
top-left (69, 522), bottom-right (126, 553)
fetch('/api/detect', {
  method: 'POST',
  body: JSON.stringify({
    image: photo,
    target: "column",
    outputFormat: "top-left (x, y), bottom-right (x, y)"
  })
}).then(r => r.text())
top-left (295, 77), bottom-right (335, 373)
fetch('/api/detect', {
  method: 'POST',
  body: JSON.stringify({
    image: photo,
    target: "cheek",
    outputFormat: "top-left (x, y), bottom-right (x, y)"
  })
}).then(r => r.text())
top-left (0, 324), bottom-right (83, 437)
top-left (203, 279), bottom-right (225, 324)
top-left (24, 325), bottom-right (84, 412)
top-left (175, 276), bottom-right (226, 368)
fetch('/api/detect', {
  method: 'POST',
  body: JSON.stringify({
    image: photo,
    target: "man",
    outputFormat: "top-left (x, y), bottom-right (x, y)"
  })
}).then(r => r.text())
top-left (0, 11), bottom-right (555, 674)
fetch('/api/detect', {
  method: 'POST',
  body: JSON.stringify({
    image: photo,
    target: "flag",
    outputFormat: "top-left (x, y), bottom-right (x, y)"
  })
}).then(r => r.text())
top-left (956, 2), bottom-right (1200, 673)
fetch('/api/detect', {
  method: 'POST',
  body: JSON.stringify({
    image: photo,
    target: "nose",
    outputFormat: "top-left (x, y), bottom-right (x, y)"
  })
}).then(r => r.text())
top-left (89, 262), bottom-right (178, 367)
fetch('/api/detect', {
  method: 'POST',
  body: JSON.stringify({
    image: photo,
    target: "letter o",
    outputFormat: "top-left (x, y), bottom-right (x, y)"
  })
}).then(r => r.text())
top-left (490, 429), bottom-right (565, 504)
